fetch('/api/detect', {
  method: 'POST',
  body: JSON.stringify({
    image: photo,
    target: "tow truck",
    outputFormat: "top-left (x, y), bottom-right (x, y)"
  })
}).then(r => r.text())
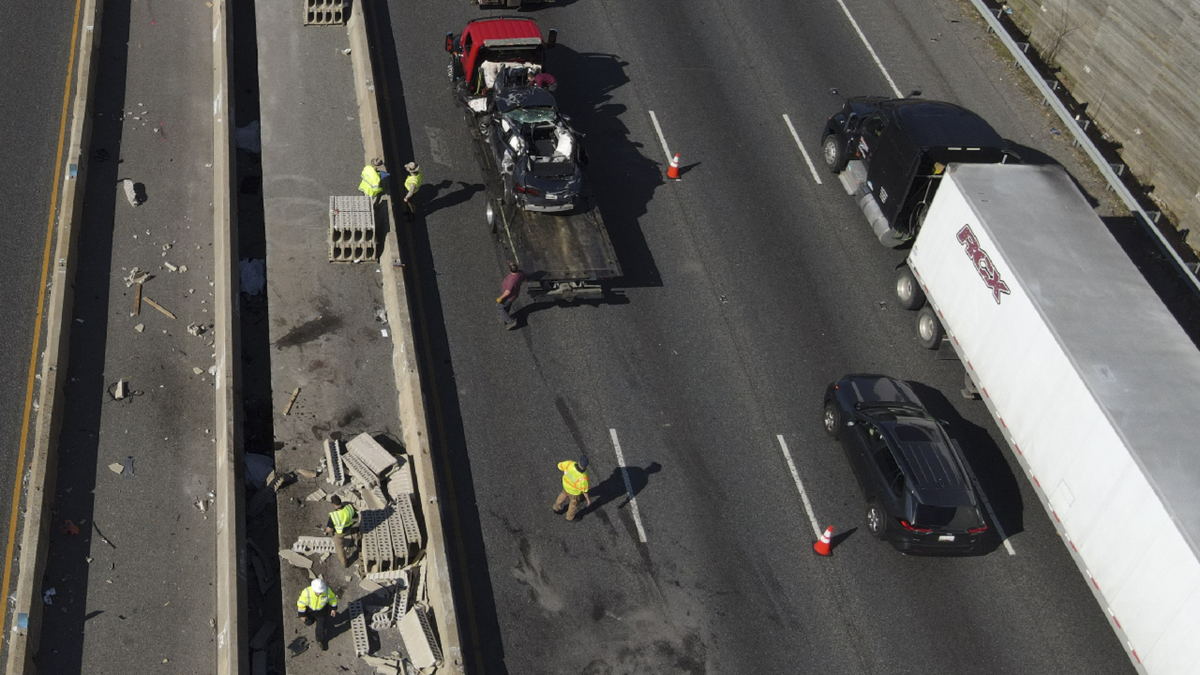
top-left (446, 17), bottom-right (622, 302)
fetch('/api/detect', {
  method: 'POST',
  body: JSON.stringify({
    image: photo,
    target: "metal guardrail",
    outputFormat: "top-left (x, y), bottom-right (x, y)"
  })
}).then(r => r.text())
top-left (966, 0), bottom-right (1200, 295)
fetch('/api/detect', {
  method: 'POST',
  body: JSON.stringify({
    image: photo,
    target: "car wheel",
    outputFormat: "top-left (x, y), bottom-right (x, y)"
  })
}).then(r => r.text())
top-left (895, 266), bottom-right (925, 310)
top-left (822, 134), bottom-right (847, 173)
top-left (866, 502), bottom-right (886, 539)
top-left (916, 305), bottom-right (944, 350)
top-left (822, 401), bottom-right (842, 438)
top-left (502, 174), bottom-right (516, 206)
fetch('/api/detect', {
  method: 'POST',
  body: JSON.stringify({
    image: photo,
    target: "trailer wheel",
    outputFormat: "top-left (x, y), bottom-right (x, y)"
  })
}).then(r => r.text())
top-left (916, 305), bottom-right (944, 349)
top-left (822, 134), bottom-right (847, 173)
top-left (822, 401), bottom-right (843, 439)
top-left (866, 502), bottom-right (886, 538)
top-left (895, 267), bottom-right (925, 310)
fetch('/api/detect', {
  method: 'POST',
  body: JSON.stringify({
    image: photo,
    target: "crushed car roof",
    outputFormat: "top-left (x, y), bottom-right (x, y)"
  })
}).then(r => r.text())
top-left (495, 86), bottom-right (558, 115)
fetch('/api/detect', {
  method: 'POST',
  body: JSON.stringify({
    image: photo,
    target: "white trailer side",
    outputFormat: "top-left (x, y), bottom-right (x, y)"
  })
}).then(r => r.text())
top-left (907, 163), bottom-right (1200, 675)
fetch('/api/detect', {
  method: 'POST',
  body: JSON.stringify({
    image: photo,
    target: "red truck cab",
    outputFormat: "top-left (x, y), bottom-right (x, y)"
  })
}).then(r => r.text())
top-left (446, 17), bottom-right (555, 98)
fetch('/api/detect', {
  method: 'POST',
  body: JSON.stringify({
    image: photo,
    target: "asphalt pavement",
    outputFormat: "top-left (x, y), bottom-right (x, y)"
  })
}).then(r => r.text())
top-left (0, 1), bottom-right (79, 663)
top-left (36, 0), bottom-right (220, 671)
top-left (380, 0), bottom-right (1136, 673)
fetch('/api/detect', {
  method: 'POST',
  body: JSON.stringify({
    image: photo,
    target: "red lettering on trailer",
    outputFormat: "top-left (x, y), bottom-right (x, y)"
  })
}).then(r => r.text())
top-left (956, 225), bottom-right (1012, 304)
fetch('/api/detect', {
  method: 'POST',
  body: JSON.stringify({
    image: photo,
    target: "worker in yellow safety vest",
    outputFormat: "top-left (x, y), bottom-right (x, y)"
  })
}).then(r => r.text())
top-left (403, 162), bottom-right (423, 220)
top-left (552, 455), bottom-right (593, 521)
top-left (296, 578), bottom-right (338, 651)
top-left (358, 157), bottom-right (389, 201)
top-left (323, 495), bottom-right (358, 567)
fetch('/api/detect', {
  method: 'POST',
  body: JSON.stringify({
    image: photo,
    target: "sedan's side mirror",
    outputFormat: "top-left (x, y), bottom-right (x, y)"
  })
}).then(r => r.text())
top-left (547, 29), bottom-right (557, 48)
top-left (444, 32), bottom-right (454, 53)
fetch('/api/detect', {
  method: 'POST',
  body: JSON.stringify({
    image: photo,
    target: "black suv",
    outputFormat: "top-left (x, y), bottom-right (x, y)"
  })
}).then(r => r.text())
top-left (823, 375), bottom-right (988, 554)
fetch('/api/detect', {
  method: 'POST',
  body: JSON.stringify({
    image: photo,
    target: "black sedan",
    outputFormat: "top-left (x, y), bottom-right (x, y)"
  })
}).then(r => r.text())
top-left (485, 85), bottom-right (584, 213)
top-left (823, 375), bottom-right (989, 554)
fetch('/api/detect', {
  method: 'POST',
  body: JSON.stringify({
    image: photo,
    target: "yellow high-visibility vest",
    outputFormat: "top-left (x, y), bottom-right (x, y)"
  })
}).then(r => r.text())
top-left (404, 170), bottom-right (423, 196)
top-left (297, 587), bottom-right (338, 613)
top-left (359, 165), bottom-right (383, 197)
top-left (330, 504), bottom-right (356, 534)
top-left (558, 461), bottom-right (589, 495)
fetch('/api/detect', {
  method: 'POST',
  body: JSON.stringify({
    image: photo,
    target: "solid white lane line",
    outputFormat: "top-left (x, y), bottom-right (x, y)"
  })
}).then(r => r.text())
top-left (782, 114), bottom-right (823, 185)
top-left (648, 110), bottom-right (673, 165)
top-left (610, 428), bottom-right (648, 543)
top-left (776, 435), bottom-right (823, 540)
top-left (832, 0), bottom-right (903, 98)
top-left (959, 457), bottom-right (1016, 556)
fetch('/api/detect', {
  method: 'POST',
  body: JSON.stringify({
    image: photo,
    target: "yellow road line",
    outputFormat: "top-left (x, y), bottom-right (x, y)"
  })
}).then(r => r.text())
top-left (0, 0), bottom-right (85, 636)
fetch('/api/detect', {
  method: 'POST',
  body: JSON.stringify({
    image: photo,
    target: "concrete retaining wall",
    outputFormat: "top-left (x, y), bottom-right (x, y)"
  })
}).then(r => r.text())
top-left (1003, 0), bottom-right (1200, 250)
top-left (3, 1), bottom-right (105, 672)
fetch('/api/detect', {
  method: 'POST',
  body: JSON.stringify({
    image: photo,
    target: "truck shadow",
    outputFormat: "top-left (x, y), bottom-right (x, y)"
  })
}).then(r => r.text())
top-left (1102, 215), bottom-right (1200, 350)
top-left (905, 381), bottom-right (1026, 554)
top-left (549, 46), bottom-right (664, 290)
top-left (363, 1), bottom-right (510, 673)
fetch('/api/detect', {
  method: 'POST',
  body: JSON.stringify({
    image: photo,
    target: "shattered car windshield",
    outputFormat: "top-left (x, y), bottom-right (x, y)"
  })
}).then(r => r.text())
top-left (503, 107), bottom-right (557, 125)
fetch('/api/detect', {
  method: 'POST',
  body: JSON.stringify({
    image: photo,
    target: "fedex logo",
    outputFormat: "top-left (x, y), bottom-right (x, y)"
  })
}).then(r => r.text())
top-left (956, 225), bottom-right (1011, 304)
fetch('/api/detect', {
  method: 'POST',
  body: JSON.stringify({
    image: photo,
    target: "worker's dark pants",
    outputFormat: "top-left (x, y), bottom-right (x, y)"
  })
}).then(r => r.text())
top-left (300, 607), bottom-right (333, 645)
top-left (497, 299), bottom-right (516, 326)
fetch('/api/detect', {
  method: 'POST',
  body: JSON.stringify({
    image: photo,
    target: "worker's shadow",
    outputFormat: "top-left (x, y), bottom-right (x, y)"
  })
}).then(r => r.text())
top-left (419, 180), bottom-right (484, 216)
top-left (580, 462), bottom-right (662, 518)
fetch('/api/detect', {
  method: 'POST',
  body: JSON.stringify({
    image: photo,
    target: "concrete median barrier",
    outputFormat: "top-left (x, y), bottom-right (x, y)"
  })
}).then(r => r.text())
top-left (4, 1), bottom-right (106, 673)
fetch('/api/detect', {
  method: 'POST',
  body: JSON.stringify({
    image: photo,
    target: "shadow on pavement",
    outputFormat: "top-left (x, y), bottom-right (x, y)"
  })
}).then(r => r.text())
top-left (906, 381), bottom-right (1025, 555)
top-left (365, 0), bottom-right (509, 673)
top-left (582, 462), bottom-right (662, 517)
top-left (551, 46), bottom-right (663, 290)
top-left (35, 0), bottom-right (133, 671)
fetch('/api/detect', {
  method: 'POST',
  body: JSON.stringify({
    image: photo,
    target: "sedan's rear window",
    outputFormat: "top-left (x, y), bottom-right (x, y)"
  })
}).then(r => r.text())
top-left (914, 504), bottom-right (981, 530)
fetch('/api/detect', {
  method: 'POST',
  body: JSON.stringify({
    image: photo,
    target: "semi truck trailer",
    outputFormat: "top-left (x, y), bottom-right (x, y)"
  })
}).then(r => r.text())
top-left (895, 163), bottom-right (1200, 674)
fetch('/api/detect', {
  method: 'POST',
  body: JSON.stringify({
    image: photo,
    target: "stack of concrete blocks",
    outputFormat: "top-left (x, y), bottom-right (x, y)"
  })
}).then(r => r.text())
top-left (303, 0), bottom-right (345, 26)
top-left (329, 433), bottom-right (422, 574)
top-left (328, 196), bottom-right (377, 262)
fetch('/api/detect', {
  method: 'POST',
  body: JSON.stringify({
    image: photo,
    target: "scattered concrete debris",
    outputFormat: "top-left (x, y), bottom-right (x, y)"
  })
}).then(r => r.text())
top-left (108, 463), bottom-right (124, 475)
top-left (143, 297), bottom-right (176, 320)
top-left (193, 367), bottom-right (204, 375)
top-left (369, 605), bottom-right (392, 631)
top-left (278, 550), bottom-right (314, 570)
top-left (42, 588), bottom-right (55, 605)
top-left (134, 324), bottom-right (145, 333)
top-left (283, 387), bottom-right (301, 416)
top-left (179, 265), bottom-right (188, 273)
top-left (164, 262), bottom-right (178, 273)
top-left (247, 470), bottom-right (288, 517)
top-left (122, 179), bottom-right (140, 207)
top-left (295, 468), bottom-right (319, 479)
top-left (304, 488), bottom-right (328, 502)
top-left (113, 379), bottom-right (129, 400)
top-left (124, 268), bottom-right (151, 287)
top-left (187, 323), bottom-right (206, 336)
top-left (194, 498), bottom-right (210, 512)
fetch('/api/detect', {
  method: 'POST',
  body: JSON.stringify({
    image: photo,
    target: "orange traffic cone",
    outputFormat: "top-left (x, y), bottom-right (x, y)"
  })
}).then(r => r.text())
top-left (813, 525), bottom-right (833, 556)
top-left (666, 153), bottom-right (681, 179)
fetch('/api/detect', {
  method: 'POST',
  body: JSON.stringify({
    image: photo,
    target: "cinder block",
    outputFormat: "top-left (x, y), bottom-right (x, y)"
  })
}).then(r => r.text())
top-left (390, 574), bottom-right (410, 622)
top-left (291, 536), bottom-right (336, 554)
top-left (329, 196), bottom-right (376, 261)
top-left (385, 456), bottom-right (413, 498)
top-left (304, 0), bottom-right (345, 25)
top-left (398, 604), bottom-right (442, 669)
top-left (394, 493), bottom-right (422, 547)
top-left (348, 600), bottom-right (370, 657)
top-left (324, 439), bottom-right (346, 486)
top-left (341, 452), bottom-right (379, 488)
top-left (347, 433), bottom-right (398, 475)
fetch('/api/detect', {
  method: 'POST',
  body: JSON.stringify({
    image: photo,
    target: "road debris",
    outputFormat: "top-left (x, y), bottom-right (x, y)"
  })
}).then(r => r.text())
top-left (283, 387), bottom-right (300, 415)
top-left (164, 262), bottom-right (178, 272)
top-left (134, 324), bottom-right (145, 333)
top-left (108, 462), bottom-right (124, 475)
top-left (113, 379), bottom-right (129, 400)
top-left (124, 268), bottom-right (150, 287)
top-left (122, 179), bottom-right (140, 207)
top-left (143, 297), bottom-right (176, 320)
top-left (134, 282), bottom-right (142, 315)
top-left (42, 589), bottom-right (55, 605)
top-left (278, 550), bottom-right (314, 570)
top-left (122, 456), bottom-right (135, 477)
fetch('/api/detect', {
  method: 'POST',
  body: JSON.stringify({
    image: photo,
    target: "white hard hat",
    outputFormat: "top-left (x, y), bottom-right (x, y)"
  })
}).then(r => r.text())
top-left (311, 578), bottom-right (327, 593)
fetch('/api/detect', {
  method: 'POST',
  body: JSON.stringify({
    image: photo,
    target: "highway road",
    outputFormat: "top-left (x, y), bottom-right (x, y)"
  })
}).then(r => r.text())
top-left (0, 0), bottom-right (81, 664)
top-left (381, 0), bottom-right (1139, 674)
